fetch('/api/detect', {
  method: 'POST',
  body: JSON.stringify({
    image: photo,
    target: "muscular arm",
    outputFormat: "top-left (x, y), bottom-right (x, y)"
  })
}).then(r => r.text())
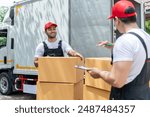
top-left (88, 61), bottom-right (132, 88)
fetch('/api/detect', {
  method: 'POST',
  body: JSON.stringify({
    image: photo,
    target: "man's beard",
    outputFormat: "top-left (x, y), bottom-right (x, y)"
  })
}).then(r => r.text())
top-left (47, 33), bottom-right (56, 38)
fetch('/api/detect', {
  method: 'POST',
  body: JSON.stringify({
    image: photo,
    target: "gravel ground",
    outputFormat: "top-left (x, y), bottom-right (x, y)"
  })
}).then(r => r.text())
top-left (0, 92), bottom-right (36, 100)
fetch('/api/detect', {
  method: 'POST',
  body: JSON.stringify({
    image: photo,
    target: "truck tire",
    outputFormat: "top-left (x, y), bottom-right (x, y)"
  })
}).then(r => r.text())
top-left (0, 72), bottom-right (12, 95)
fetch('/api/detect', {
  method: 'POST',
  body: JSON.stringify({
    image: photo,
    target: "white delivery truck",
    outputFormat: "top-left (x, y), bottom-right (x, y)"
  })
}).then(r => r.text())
top-left (0, 0), bottom-right (144, 95)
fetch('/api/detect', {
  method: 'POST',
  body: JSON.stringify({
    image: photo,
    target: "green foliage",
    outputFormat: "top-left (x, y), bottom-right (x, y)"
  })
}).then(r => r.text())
top-left (0, 6), bottom-right (8, 22)
top-left (145, 20), bottom-right (150, 34)
top-left (0, 37), bottom-right (7, 47)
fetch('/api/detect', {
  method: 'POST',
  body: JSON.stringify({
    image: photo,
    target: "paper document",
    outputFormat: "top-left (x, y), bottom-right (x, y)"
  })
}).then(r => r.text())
top-left (74, 65), bottom-right (92, 70)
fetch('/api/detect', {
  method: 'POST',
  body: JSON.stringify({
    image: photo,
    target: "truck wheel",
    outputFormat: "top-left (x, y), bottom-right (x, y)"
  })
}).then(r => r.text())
top-left (0, 72), bottom-right (12, 95)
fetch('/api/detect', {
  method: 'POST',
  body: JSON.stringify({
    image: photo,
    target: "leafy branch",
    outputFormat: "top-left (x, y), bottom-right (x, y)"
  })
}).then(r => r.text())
top-left (0, 6), bottom-right (8, 22)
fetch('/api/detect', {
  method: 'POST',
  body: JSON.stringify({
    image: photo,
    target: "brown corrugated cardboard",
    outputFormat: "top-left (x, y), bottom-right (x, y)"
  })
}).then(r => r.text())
top-left (38, 57), bottom-right (84, 83)
top-left (83, 85), bottom-right (110, 100)
top-left (36, 80), bottom-right (83, 100)
top-left (85, 58), bottom-right (112, 91)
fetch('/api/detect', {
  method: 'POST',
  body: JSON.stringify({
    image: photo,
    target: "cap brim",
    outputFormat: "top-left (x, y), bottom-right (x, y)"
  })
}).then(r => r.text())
top-left (108, 15), bottom-right (114, 19)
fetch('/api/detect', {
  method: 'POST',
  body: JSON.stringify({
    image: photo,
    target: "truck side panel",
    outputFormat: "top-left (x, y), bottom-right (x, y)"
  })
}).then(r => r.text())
top-left (70, 0), bottom-right (112, 57)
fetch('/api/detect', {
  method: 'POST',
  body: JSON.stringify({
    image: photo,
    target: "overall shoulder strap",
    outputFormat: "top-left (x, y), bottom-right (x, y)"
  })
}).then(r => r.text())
top-left (58, 40), bottom-right (62, 48)
top-left (43, 41), bottom-right (49, 50)
top-left (128, 32), bottom-right (148, 59)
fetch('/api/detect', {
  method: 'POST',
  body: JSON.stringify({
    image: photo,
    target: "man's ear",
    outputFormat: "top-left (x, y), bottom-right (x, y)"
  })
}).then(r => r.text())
top-left (135, 13), bottom-right (137, 18)
top-left (45, 30), bottom-right (48, 34)
top-left (114, 16), bottom-right (118, 20)
top-left (115, 17), bottom-right (122, 25)
top-left (114, 17), bottom-right (119, 22)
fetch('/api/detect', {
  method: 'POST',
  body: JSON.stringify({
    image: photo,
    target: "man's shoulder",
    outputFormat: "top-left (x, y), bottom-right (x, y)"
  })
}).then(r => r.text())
top-left (60, 40), bottom-right (68, 45)
top-left (117, 32), bottom-right (139, 43)
top-left (37, 42), bottom-right (44, 49)
top-left (60, 40), bottom-right (65, 43)
top-left (115, 34), bottom-right (137, 51)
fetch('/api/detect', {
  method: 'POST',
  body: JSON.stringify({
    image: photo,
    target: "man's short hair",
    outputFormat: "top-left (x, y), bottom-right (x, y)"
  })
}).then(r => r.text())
top-left (118, 15), bottom-right (137, 24)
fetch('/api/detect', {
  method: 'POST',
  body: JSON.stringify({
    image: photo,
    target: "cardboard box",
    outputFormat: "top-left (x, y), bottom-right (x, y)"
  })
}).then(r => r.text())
top-left (38, 57), bottom-right (84, 83)
top-left (149, 81), bottom-right (150, 87)
top-left (36, 80), bottom-right (83, 100)
top-left (85, 58), bottom-right (112, 91)
top-left (83, 85), bottom-right (110, 100)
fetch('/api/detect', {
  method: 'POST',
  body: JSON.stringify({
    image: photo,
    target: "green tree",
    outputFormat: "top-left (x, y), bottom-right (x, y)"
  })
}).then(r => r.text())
top-left (0, 37), bottom-right (7, 47)
top-left (145, 20), bottom-right (150, 34)
top-left (0, 6), bottom-right (8, 22)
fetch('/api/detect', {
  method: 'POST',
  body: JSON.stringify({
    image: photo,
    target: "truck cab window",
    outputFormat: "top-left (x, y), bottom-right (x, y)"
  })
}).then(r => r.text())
top-left (0, 29), bottom-right (7, 48)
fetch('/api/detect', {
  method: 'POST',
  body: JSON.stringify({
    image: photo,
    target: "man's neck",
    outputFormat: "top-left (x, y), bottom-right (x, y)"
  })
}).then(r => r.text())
top-left (124, 23), bottom-right (139, 33)
top-left (48, 38), bottom-right (57, 42)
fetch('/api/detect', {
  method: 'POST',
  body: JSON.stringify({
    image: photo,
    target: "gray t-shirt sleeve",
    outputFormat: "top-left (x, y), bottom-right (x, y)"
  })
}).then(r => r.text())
top-left (62, 41), bottom-right (73, 53)
top-left (34, 43), bottom-right (44, 58)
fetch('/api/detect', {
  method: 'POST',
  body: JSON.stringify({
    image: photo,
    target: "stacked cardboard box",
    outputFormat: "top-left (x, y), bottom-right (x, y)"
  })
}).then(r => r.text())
top-left (37, 57), bottom-right (84, 100)
top-left (84, 58), bottom-right (112, 100)
top-left (83, 85), bottom-right (110, 100)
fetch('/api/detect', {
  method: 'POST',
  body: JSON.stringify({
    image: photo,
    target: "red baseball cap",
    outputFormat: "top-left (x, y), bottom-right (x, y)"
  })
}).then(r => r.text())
top-left (108, 0), bottom-right (136, 19)
top-left (44, 22), bottom-right (57, 30)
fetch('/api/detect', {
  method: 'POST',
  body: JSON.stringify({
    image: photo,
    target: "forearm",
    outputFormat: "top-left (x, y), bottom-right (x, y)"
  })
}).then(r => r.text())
top-left (68, 50), bottom-right (77, 56)
top-left (34, 61), bottom-right (38, 67)
top-left (98, 70), bottom-right (116, 86)
top-left (89, 68), bottom-right (115, 84)
top-left (34, 58), bottom-right (38, 67)
top-left (67, 50), bottom-right (83, 60)
top-left (89, 61), bottom-right (131, 88)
